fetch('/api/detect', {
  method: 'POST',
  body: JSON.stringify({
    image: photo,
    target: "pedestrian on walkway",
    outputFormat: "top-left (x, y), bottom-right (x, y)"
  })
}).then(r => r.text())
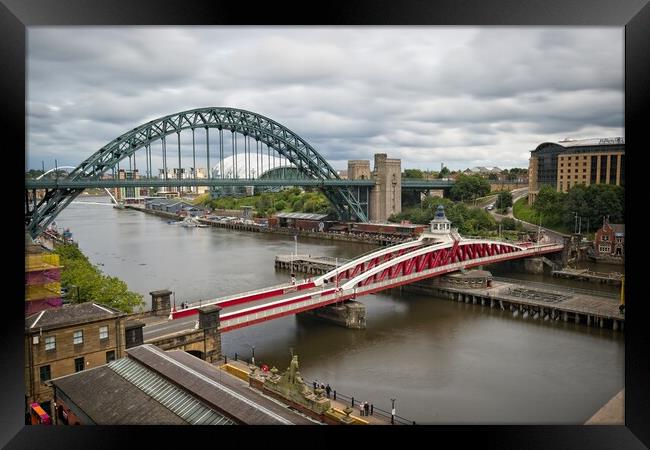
top-left (313, 381), bottom-right (317, 392)
top-left (364, 402), bottom-right (369, 417)
top-left (359, 403), bottom-right (365, 416)
top-left (325, 384), bottom-right (331, 399)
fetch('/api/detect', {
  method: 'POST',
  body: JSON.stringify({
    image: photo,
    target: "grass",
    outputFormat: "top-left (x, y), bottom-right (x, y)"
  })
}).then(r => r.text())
top-left (512, 196), bottom-right (571, 234)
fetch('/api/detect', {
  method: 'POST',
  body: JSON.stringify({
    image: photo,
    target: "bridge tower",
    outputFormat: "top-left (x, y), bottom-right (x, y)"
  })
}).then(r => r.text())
top-left (429, 205), bottom-right (452, 235)
top-left (369, 154), bottom-right (401, 223)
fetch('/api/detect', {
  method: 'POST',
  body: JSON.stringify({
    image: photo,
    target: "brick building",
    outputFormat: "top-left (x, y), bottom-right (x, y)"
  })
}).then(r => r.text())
top-left (528, 137), bottom-right (624, 204)
top-left (594, 218), bottom-right (624, 258)
top-left (24, 302), bottom-right (144, 418)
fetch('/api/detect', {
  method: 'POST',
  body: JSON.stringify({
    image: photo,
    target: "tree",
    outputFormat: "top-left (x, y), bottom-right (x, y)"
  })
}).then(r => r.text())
top-left (438, 166), bottom-right (450, 178)
top-left (532, 185), bottom-right (564, 222)
top-left (495, 191), bottom-right (513, 212)
top-left (500, 217), bottom-right (517, 230)
top-left (449, 175), bottom-right (491, 201)
top-left (403, 169), bottom-right (425, 179)
top-left (54, 243), bottom-right (144, 313)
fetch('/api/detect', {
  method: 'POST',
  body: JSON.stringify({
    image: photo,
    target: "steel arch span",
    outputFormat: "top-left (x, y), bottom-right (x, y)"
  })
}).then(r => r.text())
top-left (25, 107), bottom-right (368, 238)
top-left (167, 235), bottom-right (564, 331)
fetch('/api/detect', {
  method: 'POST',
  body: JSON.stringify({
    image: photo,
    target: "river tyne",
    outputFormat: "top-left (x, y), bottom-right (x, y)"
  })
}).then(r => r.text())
top-left (55, 197), bottom-right (624, 424)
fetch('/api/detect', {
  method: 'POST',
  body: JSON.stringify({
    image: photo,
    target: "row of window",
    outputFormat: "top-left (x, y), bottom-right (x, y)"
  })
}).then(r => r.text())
top-left (598, 235), bottom-right (623, 243)
top-left (39, 351), bottom-right (116, 382)
top-left (44, 326), bottom-right (109, 351)
top-left (560, 162), bottom-right (588, 167)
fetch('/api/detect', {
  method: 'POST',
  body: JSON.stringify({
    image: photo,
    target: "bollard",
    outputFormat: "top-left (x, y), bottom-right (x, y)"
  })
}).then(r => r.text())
top-left (351, 397), bottom-right (354, 407)
top-left (234, 352), bottom-right (238, 361)
top-left (224, 355), bottom-right (227, 364)
top-left (370, 404), bottom-right (373, 415)
top-left (333, 391), bottom-right (337, 400)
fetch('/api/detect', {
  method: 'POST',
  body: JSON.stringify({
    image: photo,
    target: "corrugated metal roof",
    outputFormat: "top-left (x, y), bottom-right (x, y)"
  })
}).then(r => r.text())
top-left (275, 212), bottom-right (329, 220)
top-left (109, 358), bottom-right (235, 425)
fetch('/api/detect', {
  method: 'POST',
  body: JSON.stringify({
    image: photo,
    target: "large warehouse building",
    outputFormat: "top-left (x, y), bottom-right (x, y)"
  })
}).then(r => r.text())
top-left (528, 137), bottom-right (625, 204)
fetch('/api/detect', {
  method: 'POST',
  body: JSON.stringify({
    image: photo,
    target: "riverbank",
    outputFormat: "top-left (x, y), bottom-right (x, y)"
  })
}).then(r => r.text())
top-left (125, 204), bottom-right (406, 246)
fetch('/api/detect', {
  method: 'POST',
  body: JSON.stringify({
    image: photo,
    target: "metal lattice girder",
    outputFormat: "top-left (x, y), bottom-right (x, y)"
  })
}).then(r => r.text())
top-left (26, 107), bottom-right (370, 237)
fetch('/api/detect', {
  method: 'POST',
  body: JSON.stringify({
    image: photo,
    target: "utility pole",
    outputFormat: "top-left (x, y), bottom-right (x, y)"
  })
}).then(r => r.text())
top-left (574, 212), bottom-right (578, 234)
top-left (578, 216), bottom-right (582, 235)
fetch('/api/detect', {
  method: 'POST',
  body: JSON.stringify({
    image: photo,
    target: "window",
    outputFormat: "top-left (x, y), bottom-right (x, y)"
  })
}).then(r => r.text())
top-left (599, 245), bottom-right (610, 253)
top-left (73, 330), bottom-right (83, 345)
top-left (99, 326), bottom-right (109, 340)
top-left (74, 357), bottom-right (85, 372)
top-left (40, 365), bottom-right (51, 382)
top-left (106, 351), bottom-right (116, 363)
top-left (602, 235), bottom-right (609, 241)
top-left (45, 336), bottom-right (55, 351)
top-left (616, 236), bottom-right (623, 243)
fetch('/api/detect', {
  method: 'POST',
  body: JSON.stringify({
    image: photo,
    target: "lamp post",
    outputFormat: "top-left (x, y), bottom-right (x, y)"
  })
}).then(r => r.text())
top-left (390, 398), bottom-right (396, 425)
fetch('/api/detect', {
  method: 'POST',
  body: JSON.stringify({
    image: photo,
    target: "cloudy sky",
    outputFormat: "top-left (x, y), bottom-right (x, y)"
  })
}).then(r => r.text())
top-left (27, 27), bottom-right (623, 172)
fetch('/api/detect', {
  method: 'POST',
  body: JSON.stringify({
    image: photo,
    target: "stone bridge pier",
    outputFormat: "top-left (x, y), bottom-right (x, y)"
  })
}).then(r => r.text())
top-left (145, 304), bottom-right (222, 364)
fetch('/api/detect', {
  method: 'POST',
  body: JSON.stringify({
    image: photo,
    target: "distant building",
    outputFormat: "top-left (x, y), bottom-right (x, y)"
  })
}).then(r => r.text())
top-left (273, 212), bottom-right (332, 232)
top-left (158, 167), bottom-right (209, 194)
top-left (24, 302), bottom-right (144, 419)
top-left (528, 137), bottom-right (624, 204)
top-left (593, 217), bottom-right (624, 259)
top-left (113, 169), bottom-right (143, 204)
top-left (463, 167), bottom-right (502, 176)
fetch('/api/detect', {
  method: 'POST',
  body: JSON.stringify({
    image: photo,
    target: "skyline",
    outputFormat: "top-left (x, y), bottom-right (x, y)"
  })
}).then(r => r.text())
top-left (27, 27), bottom-right (623, 172)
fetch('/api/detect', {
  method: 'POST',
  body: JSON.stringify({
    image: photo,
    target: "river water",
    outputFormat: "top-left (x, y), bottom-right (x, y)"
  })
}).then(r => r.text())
top-left (55, 196), bottom-right (624, 424)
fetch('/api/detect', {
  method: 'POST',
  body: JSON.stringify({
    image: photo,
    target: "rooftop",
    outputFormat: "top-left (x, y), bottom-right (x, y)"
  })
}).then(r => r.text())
top-left (127, 345), bottom-right (314, 424)
top-left (25, 302), bottom-right (125, 331)
top-left (559, 137), bottom-right (624, 148)
top-left (275, 212), bottom-right (330, 221)
top-left (49, 365), bottom-right (189, 425)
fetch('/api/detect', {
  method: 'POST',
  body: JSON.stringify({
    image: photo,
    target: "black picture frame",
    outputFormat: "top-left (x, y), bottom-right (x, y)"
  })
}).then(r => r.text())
top-left (4, 0), bottom-right (648, 448)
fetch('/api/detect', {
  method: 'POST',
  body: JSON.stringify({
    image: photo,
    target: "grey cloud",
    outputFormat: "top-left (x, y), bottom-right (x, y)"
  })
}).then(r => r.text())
top-left (27, 27), bottom-right (623, 171)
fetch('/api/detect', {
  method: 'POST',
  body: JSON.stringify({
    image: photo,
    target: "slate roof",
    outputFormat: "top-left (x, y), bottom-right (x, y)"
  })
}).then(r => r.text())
top-left (50, 365), bottom-right (188, 425)
top-left (25, 302), bottom-right (125, 331)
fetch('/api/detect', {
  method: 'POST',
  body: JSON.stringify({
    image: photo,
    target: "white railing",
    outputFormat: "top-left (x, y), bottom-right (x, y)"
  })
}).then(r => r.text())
top-left (185, 281), bottom-right (296, 309)
top-left (218, 243), bottom-right (565, 330)
top-left (313, 238), bottom-right (427, 285)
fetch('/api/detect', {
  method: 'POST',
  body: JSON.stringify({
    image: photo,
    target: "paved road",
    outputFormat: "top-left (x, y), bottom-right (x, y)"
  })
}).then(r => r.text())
top-left (488, 188), bottom-right (568, 244)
